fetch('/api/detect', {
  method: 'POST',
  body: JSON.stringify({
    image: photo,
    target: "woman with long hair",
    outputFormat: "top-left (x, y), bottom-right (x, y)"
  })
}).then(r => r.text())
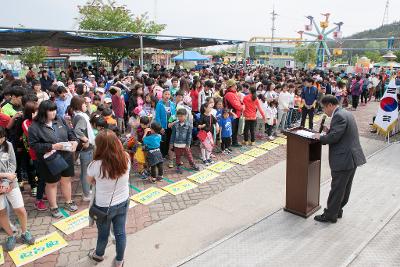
top-left (28, 100), bottom-right (78, 218)
top-left (70, 96), bottom-right (95, 201)
top-left (87, 130), bottom-right (130, 267)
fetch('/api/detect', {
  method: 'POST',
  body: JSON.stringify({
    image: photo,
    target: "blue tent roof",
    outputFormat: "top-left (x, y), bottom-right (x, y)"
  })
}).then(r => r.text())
top-left (173, 51), bottom-right (209, 61)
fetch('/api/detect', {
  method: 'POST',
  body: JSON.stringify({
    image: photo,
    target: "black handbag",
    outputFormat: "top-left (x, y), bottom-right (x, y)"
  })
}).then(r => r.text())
top-left (44, 122), bottom-right (69, 176)
top-left (89, 179), bottom-right (118, 222)
top-left (44, 152), bottom-right (69, 176)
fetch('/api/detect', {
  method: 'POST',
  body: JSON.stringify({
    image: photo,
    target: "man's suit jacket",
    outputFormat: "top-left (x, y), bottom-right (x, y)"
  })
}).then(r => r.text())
top-left (320, 108), bottom-right (366, 171)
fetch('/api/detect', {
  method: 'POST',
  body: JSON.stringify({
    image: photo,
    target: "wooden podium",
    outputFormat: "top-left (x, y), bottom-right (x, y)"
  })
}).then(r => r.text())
top-left (283, 127), bottom-right (322, 218)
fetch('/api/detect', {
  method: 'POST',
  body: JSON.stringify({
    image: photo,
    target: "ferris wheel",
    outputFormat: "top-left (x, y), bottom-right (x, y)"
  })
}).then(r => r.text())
top-left (298, 13), bottom-right (343, 68)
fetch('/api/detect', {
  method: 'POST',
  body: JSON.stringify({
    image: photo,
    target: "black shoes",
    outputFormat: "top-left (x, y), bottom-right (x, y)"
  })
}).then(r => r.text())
top-left (338, 209), bottom-right (343, 219)
top-left (314, 214), bottom-right (337, 223)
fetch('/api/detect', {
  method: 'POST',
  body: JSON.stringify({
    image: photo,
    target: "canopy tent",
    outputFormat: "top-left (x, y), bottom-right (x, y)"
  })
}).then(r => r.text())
top-left (0, 29), bottom-right (241, 50)
top-left (173, 51), bottom-right (209, 61)
top-left (373, 61), bottom-right (400, 68)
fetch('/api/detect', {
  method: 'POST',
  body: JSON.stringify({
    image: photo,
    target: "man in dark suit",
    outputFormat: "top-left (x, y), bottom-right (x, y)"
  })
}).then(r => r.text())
top-left (313, 95), bottom-right (366, 223)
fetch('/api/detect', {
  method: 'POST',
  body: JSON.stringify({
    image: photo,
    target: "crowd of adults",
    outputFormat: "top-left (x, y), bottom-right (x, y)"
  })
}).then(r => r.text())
top-left (0, 61), bottom-right (395, 265)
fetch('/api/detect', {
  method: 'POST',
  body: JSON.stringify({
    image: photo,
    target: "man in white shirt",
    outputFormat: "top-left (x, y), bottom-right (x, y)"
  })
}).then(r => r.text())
top-left (277, 84), bottom-right (291, 131)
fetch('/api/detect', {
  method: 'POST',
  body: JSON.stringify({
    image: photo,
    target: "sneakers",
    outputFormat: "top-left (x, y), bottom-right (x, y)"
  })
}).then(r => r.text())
top-left (202, 160), bottom-right (210, 166)
top-left (5, 235), bottom-right (16, 251)
top-left (168, 161), bottom-right (174, 168)
top-left (250, 142), bottom-right (255, 146)
top-left (34, 200), bottom-right (48, 211)
top-left (207, 159), bottom-right (215, 165)
top-left (222, 149), bottom-right (230, 155)
top-left (64, 201), bottom-right (78, 212)
top-left (50, 208), bottom-right (64, 219)
top-left (176, 166), bottom-right (183, 174)
top-left (88, 249), bottom-right (104, 263)
top-left (82, 194), bottom-right (92, 202)
top-left (231, 143), bottom-right (242, 148)
top-left (227, 148), bottom-right (233, 153)
top-left (21, 231), bottom-right (35, 245)
top-left (31, 187), bottom-right (37, 197)
top-left (268, 136), bottom-right (275, 141)
top-left (190, 164), bottom-right (200, 171)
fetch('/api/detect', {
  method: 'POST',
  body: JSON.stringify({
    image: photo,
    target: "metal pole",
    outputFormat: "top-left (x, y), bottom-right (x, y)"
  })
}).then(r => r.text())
top-left (270, 6), bottom-right (277, 66)
top-left (140, 35), bottom-right (144, 71)
top-left (244, 42), bottom-right (248, 70)
top-left (235, 43), bottom-right (239, 70)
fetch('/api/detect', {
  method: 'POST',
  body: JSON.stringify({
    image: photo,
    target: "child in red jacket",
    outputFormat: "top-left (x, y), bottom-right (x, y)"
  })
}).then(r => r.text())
top-left (243, 86), bottom-right (266, 145)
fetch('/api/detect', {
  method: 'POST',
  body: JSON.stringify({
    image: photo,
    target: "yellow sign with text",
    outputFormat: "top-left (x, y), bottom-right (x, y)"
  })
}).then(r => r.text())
top-left (162, 179), bottom-right (198, 195)
top-left (207, 161), bottom-right (234, 173)
top-left (230, 154), bottom-right (256, 165)
top-left (258, 142), bottom-right (279, 151)
top-left (53, 209), bottom-right (89, 235)
top-left (187, 169), bottom-right (219, 184)
top-left (130, 187), bottom-right (168, 205)
top-left (271, 137), bottom-right (287, 145)
top-left (0, 246), bottom-right (4, 265)
top-left (9, 232), bottom-right (67, 267)
top-left (244, 148), bottom-right (268, 158)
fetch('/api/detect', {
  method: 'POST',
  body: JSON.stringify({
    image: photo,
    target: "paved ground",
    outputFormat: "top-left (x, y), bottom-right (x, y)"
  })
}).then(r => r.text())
top-left (179, 142), bottom-right (400, 267)
top-left (0, 101), bottom-right (392, 266)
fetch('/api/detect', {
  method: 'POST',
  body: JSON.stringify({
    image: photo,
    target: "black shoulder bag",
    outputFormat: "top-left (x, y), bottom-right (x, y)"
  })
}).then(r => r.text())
top-left (44, 121), bottom-right (69, 176)
top-left (89, 179), bottom-right (118, 222)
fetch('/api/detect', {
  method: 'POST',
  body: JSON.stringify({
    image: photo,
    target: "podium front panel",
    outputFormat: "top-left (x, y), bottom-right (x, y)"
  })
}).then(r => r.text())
top-left (284, 129), bottom-right (321, 218)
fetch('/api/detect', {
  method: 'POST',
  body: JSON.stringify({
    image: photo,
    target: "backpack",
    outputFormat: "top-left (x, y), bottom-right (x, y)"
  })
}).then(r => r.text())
top-left (362, 79), bottom-right (369, 91)
top-left (352, 81), bottom-right (361, 93)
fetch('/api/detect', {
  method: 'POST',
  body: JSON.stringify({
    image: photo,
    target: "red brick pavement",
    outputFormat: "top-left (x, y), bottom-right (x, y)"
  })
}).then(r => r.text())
top-left (0, 101), bottom-right (395, 266)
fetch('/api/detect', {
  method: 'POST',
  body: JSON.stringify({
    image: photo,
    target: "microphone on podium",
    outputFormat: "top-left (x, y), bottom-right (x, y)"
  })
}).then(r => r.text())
top-left (319, 115), bottom-right (327, 133)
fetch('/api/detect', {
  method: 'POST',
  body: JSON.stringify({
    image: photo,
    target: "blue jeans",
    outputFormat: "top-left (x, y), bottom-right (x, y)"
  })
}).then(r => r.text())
top-left (79, 149), bottom-right (93, 196)
top-left (95, 199), bottom-right (129, 261)
top-left (286, 108), bottom-right (294, 128)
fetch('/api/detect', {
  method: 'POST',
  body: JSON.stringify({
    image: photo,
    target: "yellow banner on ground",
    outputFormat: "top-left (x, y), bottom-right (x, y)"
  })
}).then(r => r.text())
top-left (207, 161), bottom-right (234, 173)
top-left (162, 179), bottom-right (198, 195)
top-left (271, 137), bottom-right (287, 145)
top-left (53, 209), bottom-right (89, 235)
top-left (230, 154), bottom-right (256, 165)
top-left (130, 187), bottom-right (168, 205)
top-left (9, 232), bottom-right (67, 267)
top-left (244, 148), bottom-right (268, 158)
top-left (187, 169), bottom-right (219, 184)
top-left (258, 142), bottom-right (279, 150)
top-left (0, 246), bottom-right (4, 265)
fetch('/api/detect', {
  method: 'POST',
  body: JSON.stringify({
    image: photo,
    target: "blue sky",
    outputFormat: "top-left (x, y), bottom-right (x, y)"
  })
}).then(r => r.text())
top-left (1, 0), bottom-right (397, 41)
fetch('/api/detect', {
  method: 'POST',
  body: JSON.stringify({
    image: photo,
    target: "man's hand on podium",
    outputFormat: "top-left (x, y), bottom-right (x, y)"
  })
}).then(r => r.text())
top-left (312, 133), bottom-right (321, 140)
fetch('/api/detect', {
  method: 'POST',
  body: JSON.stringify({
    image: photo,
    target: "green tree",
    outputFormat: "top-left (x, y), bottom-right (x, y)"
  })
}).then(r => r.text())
top-left (77, 0), bottom-right (166, 70)
top-left (19, 46), bottom-right (47, 67)
top-left (393, 50), bottom-right (400, 63)
top-left (363, 51), bottom-right (383, 63)
top-left (293, 44), bottom-right (316, 67)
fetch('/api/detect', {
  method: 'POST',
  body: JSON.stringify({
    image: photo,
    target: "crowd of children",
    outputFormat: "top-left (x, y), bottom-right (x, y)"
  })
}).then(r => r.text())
top-left (0, 63), bottom-right (396, 250)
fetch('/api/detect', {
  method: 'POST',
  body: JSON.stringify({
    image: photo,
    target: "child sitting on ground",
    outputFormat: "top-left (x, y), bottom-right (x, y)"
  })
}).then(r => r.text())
top-left (170, 109), bottom-right (199, 174)
top-left (143, 122), bottom-right (164, 183)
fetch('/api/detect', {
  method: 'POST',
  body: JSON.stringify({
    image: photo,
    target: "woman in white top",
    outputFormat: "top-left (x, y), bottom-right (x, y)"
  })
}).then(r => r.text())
top-left (277, 84), bottom-right (291, 131)
top-left (264, 82), bottom-right (278, 103)
top-left (87, 130), bottom-right (130, 267)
